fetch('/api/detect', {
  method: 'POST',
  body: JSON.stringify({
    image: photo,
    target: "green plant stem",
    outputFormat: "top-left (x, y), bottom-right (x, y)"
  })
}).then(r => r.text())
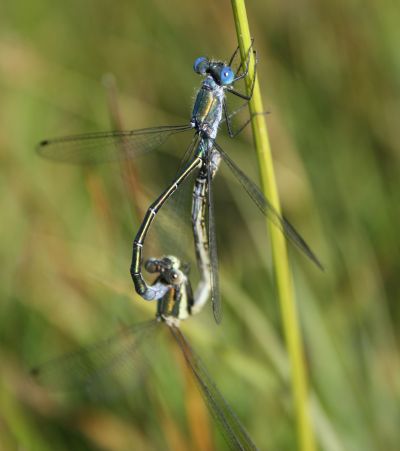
top-left (230, 2), bottom-right (317, 450)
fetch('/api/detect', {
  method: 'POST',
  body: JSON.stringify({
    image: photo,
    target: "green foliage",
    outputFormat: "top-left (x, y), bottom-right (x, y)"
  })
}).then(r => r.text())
top-left (1, 0), bottom-right (399, 449)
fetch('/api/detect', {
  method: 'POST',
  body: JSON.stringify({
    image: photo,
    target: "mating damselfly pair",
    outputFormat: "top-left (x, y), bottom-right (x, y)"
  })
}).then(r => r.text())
top-left (33, 44), bottom-right (322, 449)
top-left (37, 44), bottom-right (323, 324)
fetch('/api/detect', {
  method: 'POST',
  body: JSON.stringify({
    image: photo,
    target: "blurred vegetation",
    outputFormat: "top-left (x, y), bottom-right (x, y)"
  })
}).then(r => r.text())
top-left (1, 0), bottom-right (400, 450)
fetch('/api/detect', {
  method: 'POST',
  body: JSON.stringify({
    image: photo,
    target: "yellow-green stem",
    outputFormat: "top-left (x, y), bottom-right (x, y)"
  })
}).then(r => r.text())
top-left (230, 2), bottom-right (316, 450)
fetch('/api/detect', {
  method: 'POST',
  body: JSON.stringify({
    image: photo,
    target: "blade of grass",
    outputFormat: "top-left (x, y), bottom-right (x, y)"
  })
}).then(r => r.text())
top-left (230, 1), bottom-right (317, 450)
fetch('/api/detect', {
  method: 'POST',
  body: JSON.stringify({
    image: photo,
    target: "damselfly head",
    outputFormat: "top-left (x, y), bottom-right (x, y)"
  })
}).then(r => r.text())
top-left (193, 57), bottom-right (235, 86)
top-left (160, 256), bottom-right (185, 285)
top-left (145, 256), bottom-right (185, 285)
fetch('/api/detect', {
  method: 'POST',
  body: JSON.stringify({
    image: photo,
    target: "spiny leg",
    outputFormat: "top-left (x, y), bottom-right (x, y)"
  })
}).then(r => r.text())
top-left (232, 46), bottom-right (257, 83)
top-left (228, 44), bottom-right (240, 68)
top-left (227, 50), bottom-right (258, 101)
top-left (223, 100), bottom-right (270, 139)
top-left (228, 39), bottom-right (255, 80)
top-left (223, 49), bottom-right (261, 136)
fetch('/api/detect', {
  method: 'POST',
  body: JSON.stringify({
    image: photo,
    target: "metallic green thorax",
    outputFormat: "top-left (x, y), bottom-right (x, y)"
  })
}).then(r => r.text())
top-left (191, 77), bottom-right (225, 141)
top-left (156, 280), bottom-right (192, 321)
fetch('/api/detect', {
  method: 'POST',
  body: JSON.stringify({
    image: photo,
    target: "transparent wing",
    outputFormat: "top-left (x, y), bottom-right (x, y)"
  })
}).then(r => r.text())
top-left (207, 166), bottom-right (222, 324)
top-left (214, 141), bottom-right (324, 270)
top-left (170, 326), bottom-right (258, 451)
top-left (30, 320), bottom-right (158, 398)
top-left (145, 168), bottom-right (200, 272)
top-left (37, 124), bottom-right (193, 164)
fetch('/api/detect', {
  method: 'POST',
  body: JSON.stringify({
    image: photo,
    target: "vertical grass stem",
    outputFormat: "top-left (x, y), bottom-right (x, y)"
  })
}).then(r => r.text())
top-left (230, 1), bottom-right (317, 450)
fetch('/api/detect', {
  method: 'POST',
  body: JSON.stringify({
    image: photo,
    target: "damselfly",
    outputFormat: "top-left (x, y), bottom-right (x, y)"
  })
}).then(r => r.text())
top-left (37, 45), bottom-right (323, 324)
top-left (31, 255), bottom-right (259, 451)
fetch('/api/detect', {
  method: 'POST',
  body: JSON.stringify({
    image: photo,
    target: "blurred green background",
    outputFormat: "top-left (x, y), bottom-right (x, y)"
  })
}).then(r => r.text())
top-left (1, 0), bottom-right (400, 450)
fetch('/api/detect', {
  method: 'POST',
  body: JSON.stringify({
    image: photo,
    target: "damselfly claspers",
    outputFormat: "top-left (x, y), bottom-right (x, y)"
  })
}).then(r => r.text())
top-left (31, 255), bottom-right (259, 451)
top-left (37, 46), bottom-right (323, 324)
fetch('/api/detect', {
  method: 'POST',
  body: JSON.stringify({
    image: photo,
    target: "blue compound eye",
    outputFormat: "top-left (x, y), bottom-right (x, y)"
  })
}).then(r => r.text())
top-left (193, 57), bottom-right (208, 74)
top-left (220, 66), bottom-right (234, 85)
